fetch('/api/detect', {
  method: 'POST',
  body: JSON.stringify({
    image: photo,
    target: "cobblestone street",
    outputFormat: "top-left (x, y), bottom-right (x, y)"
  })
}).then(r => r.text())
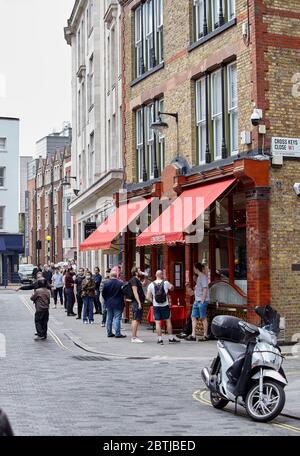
top-left (0, 291), bottom-right (299, 436)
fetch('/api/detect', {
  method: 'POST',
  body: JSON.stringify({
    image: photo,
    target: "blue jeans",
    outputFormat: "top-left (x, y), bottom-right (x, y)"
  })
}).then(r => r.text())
top-left (106, 307), bottom-right (123, 337)
top-left (102, 302), bottom-right (107, 325)
top-left (83, 296), bottom-right (94, 322)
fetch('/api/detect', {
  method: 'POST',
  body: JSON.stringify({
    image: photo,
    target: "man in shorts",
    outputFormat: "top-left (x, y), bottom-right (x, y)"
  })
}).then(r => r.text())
top-left (187, 263), bottom-right (209, 341)
top-left (147, 270), bottom-right (180, 345)
top-left (129, 267), bottom-right (146, 343)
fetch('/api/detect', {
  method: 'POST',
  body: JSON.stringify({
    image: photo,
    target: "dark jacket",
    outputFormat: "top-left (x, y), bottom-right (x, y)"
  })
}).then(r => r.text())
top-left (30, 288), bottom-right (51, 312)
top-left (64, 272), bottom-right (75, 289)
top-left (42, 270), bottom-right (52, 284)
top-left (93, 273), bottom-right (102, 292)
top-left (81, 278), bottom-right (96, 298)
top-left (74, 275), bottom-right (85, 294)
top-left (102, 278), bottom-right (124, 310)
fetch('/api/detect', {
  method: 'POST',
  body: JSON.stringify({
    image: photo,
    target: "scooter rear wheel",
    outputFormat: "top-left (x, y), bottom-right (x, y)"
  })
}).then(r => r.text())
top-left (210, 391), bottom-right (229, 409)
top-left (245, 380), bottom-right (285, 422)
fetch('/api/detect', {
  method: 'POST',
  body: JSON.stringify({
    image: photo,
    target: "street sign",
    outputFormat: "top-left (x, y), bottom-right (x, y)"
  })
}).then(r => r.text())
top-left (84, 222), bottom-right (97, 239)
top-left (272, 137), bottom-right (300, 157)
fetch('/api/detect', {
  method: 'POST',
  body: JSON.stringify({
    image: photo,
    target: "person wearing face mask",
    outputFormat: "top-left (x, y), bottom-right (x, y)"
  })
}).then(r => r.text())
top-left (81, 271), bottom-right (96, 324)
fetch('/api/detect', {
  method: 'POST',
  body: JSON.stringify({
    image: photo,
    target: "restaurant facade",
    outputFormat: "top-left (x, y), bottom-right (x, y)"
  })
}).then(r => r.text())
top-left (81, 0), bottom-right (300, 341)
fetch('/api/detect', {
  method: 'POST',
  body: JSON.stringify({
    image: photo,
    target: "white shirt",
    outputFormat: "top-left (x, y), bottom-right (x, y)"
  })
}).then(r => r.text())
top-left (147, 280), bottom-right (172, 307)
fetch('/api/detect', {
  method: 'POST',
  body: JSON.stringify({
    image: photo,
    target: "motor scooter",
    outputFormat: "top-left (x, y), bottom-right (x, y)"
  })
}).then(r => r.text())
top-left (201, 306), bottom-right (287, 422)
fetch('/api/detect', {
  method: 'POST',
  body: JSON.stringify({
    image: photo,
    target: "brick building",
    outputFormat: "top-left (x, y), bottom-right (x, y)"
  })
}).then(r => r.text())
top-left (82, 0), bottom-right (300, 340)
top-left (29, 145), bottom-right (74, 266)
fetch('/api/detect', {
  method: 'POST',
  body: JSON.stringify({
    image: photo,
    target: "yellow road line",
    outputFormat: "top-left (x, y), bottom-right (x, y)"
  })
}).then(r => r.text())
top-left (19, 295), bottom-right (70, 351)
top-left (193, 389), bottom-right (300, 434)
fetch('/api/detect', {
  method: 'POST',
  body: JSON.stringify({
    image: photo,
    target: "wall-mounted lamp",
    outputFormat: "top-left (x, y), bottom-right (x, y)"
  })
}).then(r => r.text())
top-left (151, 111), bottom-right (179, 158)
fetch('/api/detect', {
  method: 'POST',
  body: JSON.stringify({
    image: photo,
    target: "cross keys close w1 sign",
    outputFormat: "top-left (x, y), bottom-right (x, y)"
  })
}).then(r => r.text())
top-left (272, 137), bottom-right (300, 157)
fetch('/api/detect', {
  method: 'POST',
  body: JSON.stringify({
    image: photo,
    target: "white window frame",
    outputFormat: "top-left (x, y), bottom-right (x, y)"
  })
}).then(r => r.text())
top-left (0, 206), bottom-right (4, 230)
top-left (136, 109), bottom-right (144, 182)
top-left (196, 77), bottom-right (207, 164)
top-left (158, 98), bottom-right (165, 171)
top-left (146, 103), bottom-right (155, 179)
top-left (89, 54), bottom-right (94, 107)
top-left (0, 167), bottom-right (5, 187)
top-left (0, 137), bottom-right (7, 152)
top-left (194, 0), bottom-right (206, 40)
top-left (228, 0), bottom-right (236, 21)
top-left (211, 0), bottom-right (225, 31)
top-left (145, 0), bottom-right (154, 70)
top-left (227, 62), bottom-right (238, 154)
top-left (211, 69), bottom-right (223, 160)
top-left (135, 6), bottom-right (143, 77)
top-left (156, 0), bottom-right (164, 63)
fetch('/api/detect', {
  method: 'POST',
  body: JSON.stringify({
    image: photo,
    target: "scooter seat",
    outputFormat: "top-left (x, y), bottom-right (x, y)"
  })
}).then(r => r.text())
top-left (222, 341), bottom-right (247, 361)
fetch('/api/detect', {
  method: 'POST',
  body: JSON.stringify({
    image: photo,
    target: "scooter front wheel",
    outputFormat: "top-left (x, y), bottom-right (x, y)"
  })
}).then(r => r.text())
top-left (210, 391), bottom-right (229, 409)
top-left (245, 380), bottom-right (285, 422)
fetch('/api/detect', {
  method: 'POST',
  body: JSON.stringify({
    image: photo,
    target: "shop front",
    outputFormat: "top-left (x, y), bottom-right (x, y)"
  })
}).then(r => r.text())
top-left (125, 155), bottom-right (270, 328)
top-left (0, 234), bottom-right (24, 285)
top-left (81, 155), bottom-right (270, 330)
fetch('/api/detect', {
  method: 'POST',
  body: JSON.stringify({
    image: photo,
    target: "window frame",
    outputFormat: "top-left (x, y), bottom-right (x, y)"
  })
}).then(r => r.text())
top-left (135, 98), bottom-right (165, 182)
top-left (0, 206), bottom-right (4, 230)
top-left (134, 0), bottom-right (164, 79)
top-left (0, 137), bottom-right (7, 152)
top-left (195, 62), bottom-right (238, 164)
top-left (0, 167), bottom-right (5, 187)
top-left (136, 108), bottom-right (144, 182)
top-left (195, 77), bottom-right (207, 164)
top-left (211, 69), bottom-right (223, 160)
top-left (192, 0), bottom-right (236, 44)
top-left (227, 62), bottom-right (238, 155)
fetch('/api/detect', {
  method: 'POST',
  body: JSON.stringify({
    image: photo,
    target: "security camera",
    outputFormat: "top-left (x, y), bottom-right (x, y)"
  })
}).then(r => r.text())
top-left (251, 108), bottom-right (262, 127)
top-left (293, 183), bottom-right (300, 196)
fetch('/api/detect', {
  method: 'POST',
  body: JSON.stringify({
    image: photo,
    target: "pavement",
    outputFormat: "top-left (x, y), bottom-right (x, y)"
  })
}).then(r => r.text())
top-left (0, 289), bottom-right (300, 436)
top-left (16, 290), bottom-right (298, 360)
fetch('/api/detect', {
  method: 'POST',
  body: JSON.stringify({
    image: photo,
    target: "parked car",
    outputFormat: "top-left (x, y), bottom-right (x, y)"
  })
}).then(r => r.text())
top-left (18, 264), bottom-right (35, 284)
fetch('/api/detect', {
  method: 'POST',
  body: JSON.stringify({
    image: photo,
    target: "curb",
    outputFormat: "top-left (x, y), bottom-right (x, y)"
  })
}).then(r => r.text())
top-left (63, 330), bottom-right (151, 360)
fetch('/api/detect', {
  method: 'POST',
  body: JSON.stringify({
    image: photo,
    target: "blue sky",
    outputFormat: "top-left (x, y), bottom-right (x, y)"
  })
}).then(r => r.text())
top-left (0, 0), bottom-right (74, 156)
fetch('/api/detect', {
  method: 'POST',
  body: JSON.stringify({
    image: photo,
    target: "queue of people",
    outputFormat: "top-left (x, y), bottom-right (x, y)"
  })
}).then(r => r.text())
top-left (18, 260), bottom-right (211, 344)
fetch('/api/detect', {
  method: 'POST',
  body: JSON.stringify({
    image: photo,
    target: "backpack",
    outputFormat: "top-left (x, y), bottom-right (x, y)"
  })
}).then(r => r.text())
top-left (121, 281), bottom-right (134, 300)
top-left (154, 281), bottom-right (167, 304)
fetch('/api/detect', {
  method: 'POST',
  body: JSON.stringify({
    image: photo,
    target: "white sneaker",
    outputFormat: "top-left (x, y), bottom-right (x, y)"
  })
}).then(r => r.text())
top-left (101, 323), bottom-right (105, 327)
top-left (131, 337), bottom-right (144, 343)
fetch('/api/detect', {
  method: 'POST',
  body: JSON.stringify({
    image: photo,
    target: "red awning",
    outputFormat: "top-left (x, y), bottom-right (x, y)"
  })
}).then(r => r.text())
top-left (80, 197), bottom-right (153, 252)
top-left (136, 178), bottom-right (236, 247)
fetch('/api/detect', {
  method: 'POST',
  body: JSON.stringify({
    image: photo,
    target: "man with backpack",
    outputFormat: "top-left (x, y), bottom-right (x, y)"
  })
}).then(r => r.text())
top-left (147, 270), bottom-right (180, 345)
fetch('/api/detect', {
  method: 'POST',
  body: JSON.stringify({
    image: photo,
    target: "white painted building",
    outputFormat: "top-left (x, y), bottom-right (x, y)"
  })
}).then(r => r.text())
top-left (0, 117), bottom-right (23, 283)
top-left (0, 117), bottom-right (20, 233)
top-left (64, 0), bottom-right (123, 272)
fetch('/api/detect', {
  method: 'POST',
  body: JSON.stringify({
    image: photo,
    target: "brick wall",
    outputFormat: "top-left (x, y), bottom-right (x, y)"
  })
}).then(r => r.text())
top-left (262, 0), bottom-right (300, 339)
top-left (120, 0), bottom-right (300, 340)
top-left (122, 0), bottom-right (254, 183)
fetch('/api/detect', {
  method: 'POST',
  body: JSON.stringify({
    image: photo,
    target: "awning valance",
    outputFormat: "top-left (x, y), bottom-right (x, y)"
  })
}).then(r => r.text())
top-left (136, 178), bottom-right (236, 247)
top-left (80, 197), bottom-right (153, 252)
